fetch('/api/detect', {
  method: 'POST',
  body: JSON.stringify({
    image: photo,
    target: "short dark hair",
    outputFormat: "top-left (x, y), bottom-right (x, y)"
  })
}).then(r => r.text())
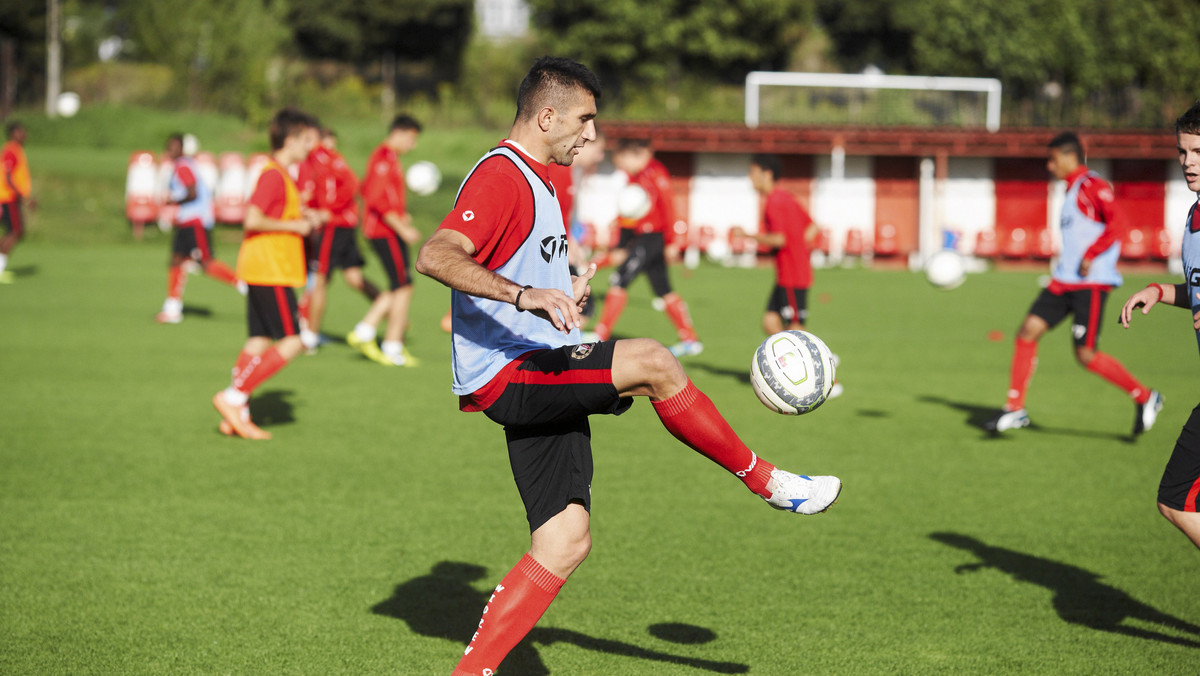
top-left (515, 56), bottom-right (602, 123)
top-left (750, 153), bottom-right (783, 180)
top-left (268, 108), bottom-right (314, 151)
top-left (1047, 131), bottom-right (1084, 160)
top-left (613, 138), bottom-right (650, 155)
top-left (390, 114), bottom-right (422, 133)
top-left (166, 133), bottom-right (184, 146)
top-left (6, 121), bottom-right (23, 139)
top-left (1175, 100), bottom-right (1200, 136)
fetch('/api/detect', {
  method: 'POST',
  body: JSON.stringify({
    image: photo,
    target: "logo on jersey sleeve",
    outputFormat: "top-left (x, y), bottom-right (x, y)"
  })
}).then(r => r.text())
top-left (1189, 268), bottom-right (1200, 288)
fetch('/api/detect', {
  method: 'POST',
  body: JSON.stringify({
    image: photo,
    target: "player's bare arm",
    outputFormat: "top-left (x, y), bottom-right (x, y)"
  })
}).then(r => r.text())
top-left (1119, 282), bottom-right (1189, 327)
top-left (384, 211), bottom-right (420, 244)
top-left (244, 204), bottom-right (314, 236)
top-left (417, 228), bottom-right (584, 333)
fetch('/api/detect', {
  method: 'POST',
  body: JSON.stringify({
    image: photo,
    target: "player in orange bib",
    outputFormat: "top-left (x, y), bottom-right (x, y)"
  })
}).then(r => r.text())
top-left (212, 109), bottom-right (320, 439)
top-left (0, 122), bottom-right (34, 284)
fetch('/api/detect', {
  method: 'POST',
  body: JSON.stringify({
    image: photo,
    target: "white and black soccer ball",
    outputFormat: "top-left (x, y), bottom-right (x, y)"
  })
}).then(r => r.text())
top-left (617, 184), bottom-right (651, 220)
top-left (405, 160), bottom-right (442, 196)
top-left (925, 250), bottom-right (966, 290)
top-left (750, 330), bottom-right (837, 415)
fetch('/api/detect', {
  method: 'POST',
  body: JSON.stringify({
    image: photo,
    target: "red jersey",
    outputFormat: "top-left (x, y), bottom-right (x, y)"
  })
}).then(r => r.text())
top-left (620, 158), bottom-right (677, 243)
top-left (1064, 165), bottom-right (1126, 263)
top-left (0, 141), bottom-right (30, 204)
top-left (297, 148), bottom-right (328, 213)
top-left (362, 144), bottom-right (406, 239)
top-left (763, 187), bottom-right (814, 289)
top-left (548, 162), bottom-right (573, 226)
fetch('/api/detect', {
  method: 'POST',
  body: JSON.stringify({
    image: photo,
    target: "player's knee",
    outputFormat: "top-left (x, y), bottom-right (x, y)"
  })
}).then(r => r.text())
top-left (1074, 346), bottom-right (1096, 366)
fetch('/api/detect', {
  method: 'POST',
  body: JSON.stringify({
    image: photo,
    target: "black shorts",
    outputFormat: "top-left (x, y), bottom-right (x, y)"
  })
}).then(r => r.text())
top-left (610, 231), bottom-right (672, 297)
top-left (1028, 287), bottom-right (1108, 349)
top-left (246, 285), bottom-right (300, 340)
top-left (0, 201), bottom-right (24, 238)
top-left (1159, 402), bottom-right (1200, 512)
top-left (303, 229), bottom-right (322, 274)
top-left (483, 341), bottom-right (633, 532)
top-left (316, 226), bottom-right (366, 275)
top-left (370, 233), bottom-right (412, 290)
top-left (766, 285), bottom-right (809, 325)
top-left (171, 222), bottom-right (214, 261)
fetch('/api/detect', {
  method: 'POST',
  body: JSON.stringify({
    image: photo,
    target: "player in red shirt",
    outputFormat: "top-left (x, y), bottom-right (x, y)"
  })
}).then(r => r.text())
top-left (592, 139), bottom-right (702, 357)
top-left (0, 122), bottom-right (34, 284)
top-left (212, 109), bottom-right (320, 439)
top-left (353, 115), bottom-right (423, 366)
top-left (985, 132), bottom-right (1161, 436)
top-left (296, 128), bottom-right (389, 355)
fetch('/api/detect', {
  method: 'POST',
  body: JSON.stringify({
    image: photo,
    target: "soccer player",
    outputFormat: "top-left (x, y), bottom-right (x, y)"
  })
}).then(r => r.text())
top-left (415, 56), bottom-right (841, 676)
top-left (591, 139), bottom-right (701, 356)
top-left (354, 115), bottom-right (423, 366)
top-left (744, 153), bottom-right (819, 334)
top-left (155, 133), bottom-right (241, 323)
top-left (985, 132), bottom-right (1162, 436)
top-left (1119, 100), bottom-right (1200, 551)
top-left (0, 121), bottom-right (34, 284)
top-left (297, 128), bottom-right (389, 354)
top-left (211, 109), bottom-right (319, 439)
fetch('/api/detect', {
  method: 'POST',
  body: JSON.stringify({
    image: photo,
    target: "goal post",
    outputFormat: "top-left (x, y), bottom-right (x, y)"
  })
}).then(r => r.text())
top-left (745, 71), bottom-right (1003, 132)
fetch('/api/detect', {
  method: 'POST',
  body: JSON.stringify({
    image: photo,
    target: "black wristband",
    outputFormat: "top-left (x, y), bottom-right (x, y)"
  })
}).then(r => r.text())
top-left (514, 285), bottom-right (533, 312)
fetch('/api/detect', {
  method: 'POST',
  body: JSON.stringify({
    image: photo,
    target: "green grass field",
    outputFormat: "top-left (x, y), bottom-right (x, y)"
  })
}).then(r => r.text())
top-left (2, 115), bottom-right (1199, 674)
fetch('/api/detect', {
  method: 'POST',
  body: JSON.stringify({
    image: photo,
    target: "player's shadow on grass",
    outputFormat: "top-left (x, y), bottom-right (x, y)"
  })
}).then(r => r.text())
top-left (930, 532), bottom-right (1200, 649)
top-left (686, 362), bottom-right (752, 385)
top-left (180, 305), bottom-right (213, 318)
top-left (917, 395), bottom-right (1127, 442)
top-left (251, 389), bottom-right (295, 427)
top-left (9, 264), bottom-right (37, 278)
top-left (371, 561), bottom-right (749, 674)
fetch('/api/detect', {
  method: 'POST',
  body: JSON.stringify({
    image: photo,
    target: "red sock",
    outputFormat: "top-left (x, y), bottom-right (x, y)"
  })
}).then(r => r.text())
top-left (594, 287), bottom-right (627, 341)
top-left (299, 292), bottom-right (311, 324)
top-left (204, 259), bottom-right (238, 286)
top-left (167, 265), bottom-right (187, 300)
top-left (1005, 338), bottom-right (1038, 411)
top-left (663, 295), bottom-right (698, 342)
top-left (1087, 352), bottom-right (1150, 404)
top-left (231, 350), bottom-right (254, 382)
top-left (652, 379), bottom-right (775, 497)
top-left (453, 554), bottom-right (565, 676)
top-left (232, 347), bottom-right (289, 395)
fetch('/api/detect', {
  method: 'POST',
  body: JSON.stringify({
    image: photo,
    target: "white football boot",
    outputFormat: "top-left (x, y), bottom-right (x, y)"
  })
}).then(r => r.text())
top-left (764, 469), bottom-right (841, 515)
top-left (984, 408), bottom-right (1030, 432)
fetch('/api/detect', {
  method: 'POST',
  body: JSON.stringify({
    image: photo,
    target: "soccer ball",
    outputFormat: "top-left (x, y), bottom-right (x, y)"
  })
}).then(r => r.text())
top-left (925, 250), bottom-right (966, 290)
top-left (750, 330), bottom-right (837, 415)
top-left (405, 161), bottom-right (442, 196)
top-left (617, 184), bottom-right (651, 219)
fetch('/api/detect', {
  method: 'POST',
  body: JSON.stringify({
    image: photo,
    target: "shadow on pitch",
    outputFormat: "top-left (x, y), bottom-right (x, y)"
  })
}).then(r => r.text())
top-left (371, 561), bottom-right (749, 674)
top-left (931, 532), bottom-right (1200, 649)
top-left (251, 389), bottom-right (295, 427)
top-left (686, 362), bottom-right (752, 386)
top-left (9, 264), bottom-right (37, 278)
top-left (181, 305), bottom-right (213, 318)
top-left (917, 395), bottom-right (1128, 442)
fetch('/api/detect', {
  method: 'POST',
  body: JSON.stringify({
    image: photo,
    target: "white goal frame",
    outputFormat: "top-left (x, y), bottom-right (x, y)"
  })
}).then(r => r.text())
top-left (745, 71), bottom-right (1003, 132)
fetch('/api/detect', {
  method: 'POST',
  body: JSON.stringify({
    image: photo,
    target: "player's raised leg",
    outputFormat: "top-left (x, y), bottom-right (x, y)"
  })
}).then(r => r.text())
top-left (985, 314), bottom-right (1046, 432)
top-left (612, 337), bottom-right (841, 514)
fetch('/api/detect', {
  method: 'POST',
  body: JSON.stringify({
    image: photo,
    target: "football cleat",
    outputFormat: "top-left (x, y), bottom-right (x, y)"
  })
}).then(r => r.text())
top-left (212, 393), bottom-right (271, 440)
top-left (1133, 390), bottom-right (1164, 438)
top-left (764, 469), bottom-right (842, 515)
top-left (155, 311), bottom-right (183, 324)
top-left (668, 340), bottom-right (704, 358)
top-left (984, 408), bottom-right (1030, 432)
top-left (828, 382), bottom-right (845, 399)
top-left (0, 270), bottom-right (14, 284)
top-left (347, 331), bottom-right (393, 366)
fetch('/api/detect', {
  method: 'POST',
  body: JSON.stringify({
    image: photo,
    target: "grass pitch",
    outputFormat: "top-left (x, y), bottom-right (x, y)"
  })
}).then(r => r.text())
top-left (2, 239), bottom-right (1198, 675)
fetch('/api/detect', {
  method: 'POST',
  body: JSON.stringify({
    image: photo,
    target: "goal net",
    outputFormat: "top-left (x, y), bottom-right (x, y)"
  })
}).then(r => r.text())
top-left (746, 71), bottom-right (1001, 131)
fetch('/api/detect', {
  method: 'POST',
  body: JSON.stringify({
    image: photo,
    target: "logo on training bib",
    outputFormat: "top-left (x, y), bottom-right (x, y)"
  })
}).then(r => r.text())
top-left (463, 210), bottom-right (475, 222)
top-left (571, 343), bottom-right (595, 360)
top-left (540, 234), bottom-right (569, 263)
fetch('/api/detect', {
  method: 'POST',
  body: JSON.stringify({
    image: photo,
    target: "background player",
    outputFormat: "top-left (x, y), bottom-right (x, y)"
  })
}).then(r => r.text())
top-left (0, 121), bottom-right (34, 284)
top-left (985, 132), bottom-right (1162, 437)
top-left (1119, 100), bottom-right (1200, 552)
top-left (155, 133), bottom-right (241, 323)
top-left (354, 114), bottom-right (423, 367)
top-left (591, 139), bottom-right (701, 357)
top-left (415, 56), bottom-right (840, 676)
top-left (297, 128), bottom-right (388, 354)
top-left (212, 109), bottom-right (319, 439)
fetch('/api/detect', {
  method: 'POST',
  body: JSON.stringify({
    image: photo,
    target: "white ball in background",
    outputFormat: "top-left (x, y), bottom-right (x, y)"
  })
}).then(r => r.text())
top-left (182, 133), bottom-right (199, 156)
top-left (925, 250), bottom-right (967, 290)
top-left (56, 92), bottom-right (81, 118)
top-left (616, 184), bottom-right (651, 220)
top-left (405, 161), bottom-right (442, 196)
